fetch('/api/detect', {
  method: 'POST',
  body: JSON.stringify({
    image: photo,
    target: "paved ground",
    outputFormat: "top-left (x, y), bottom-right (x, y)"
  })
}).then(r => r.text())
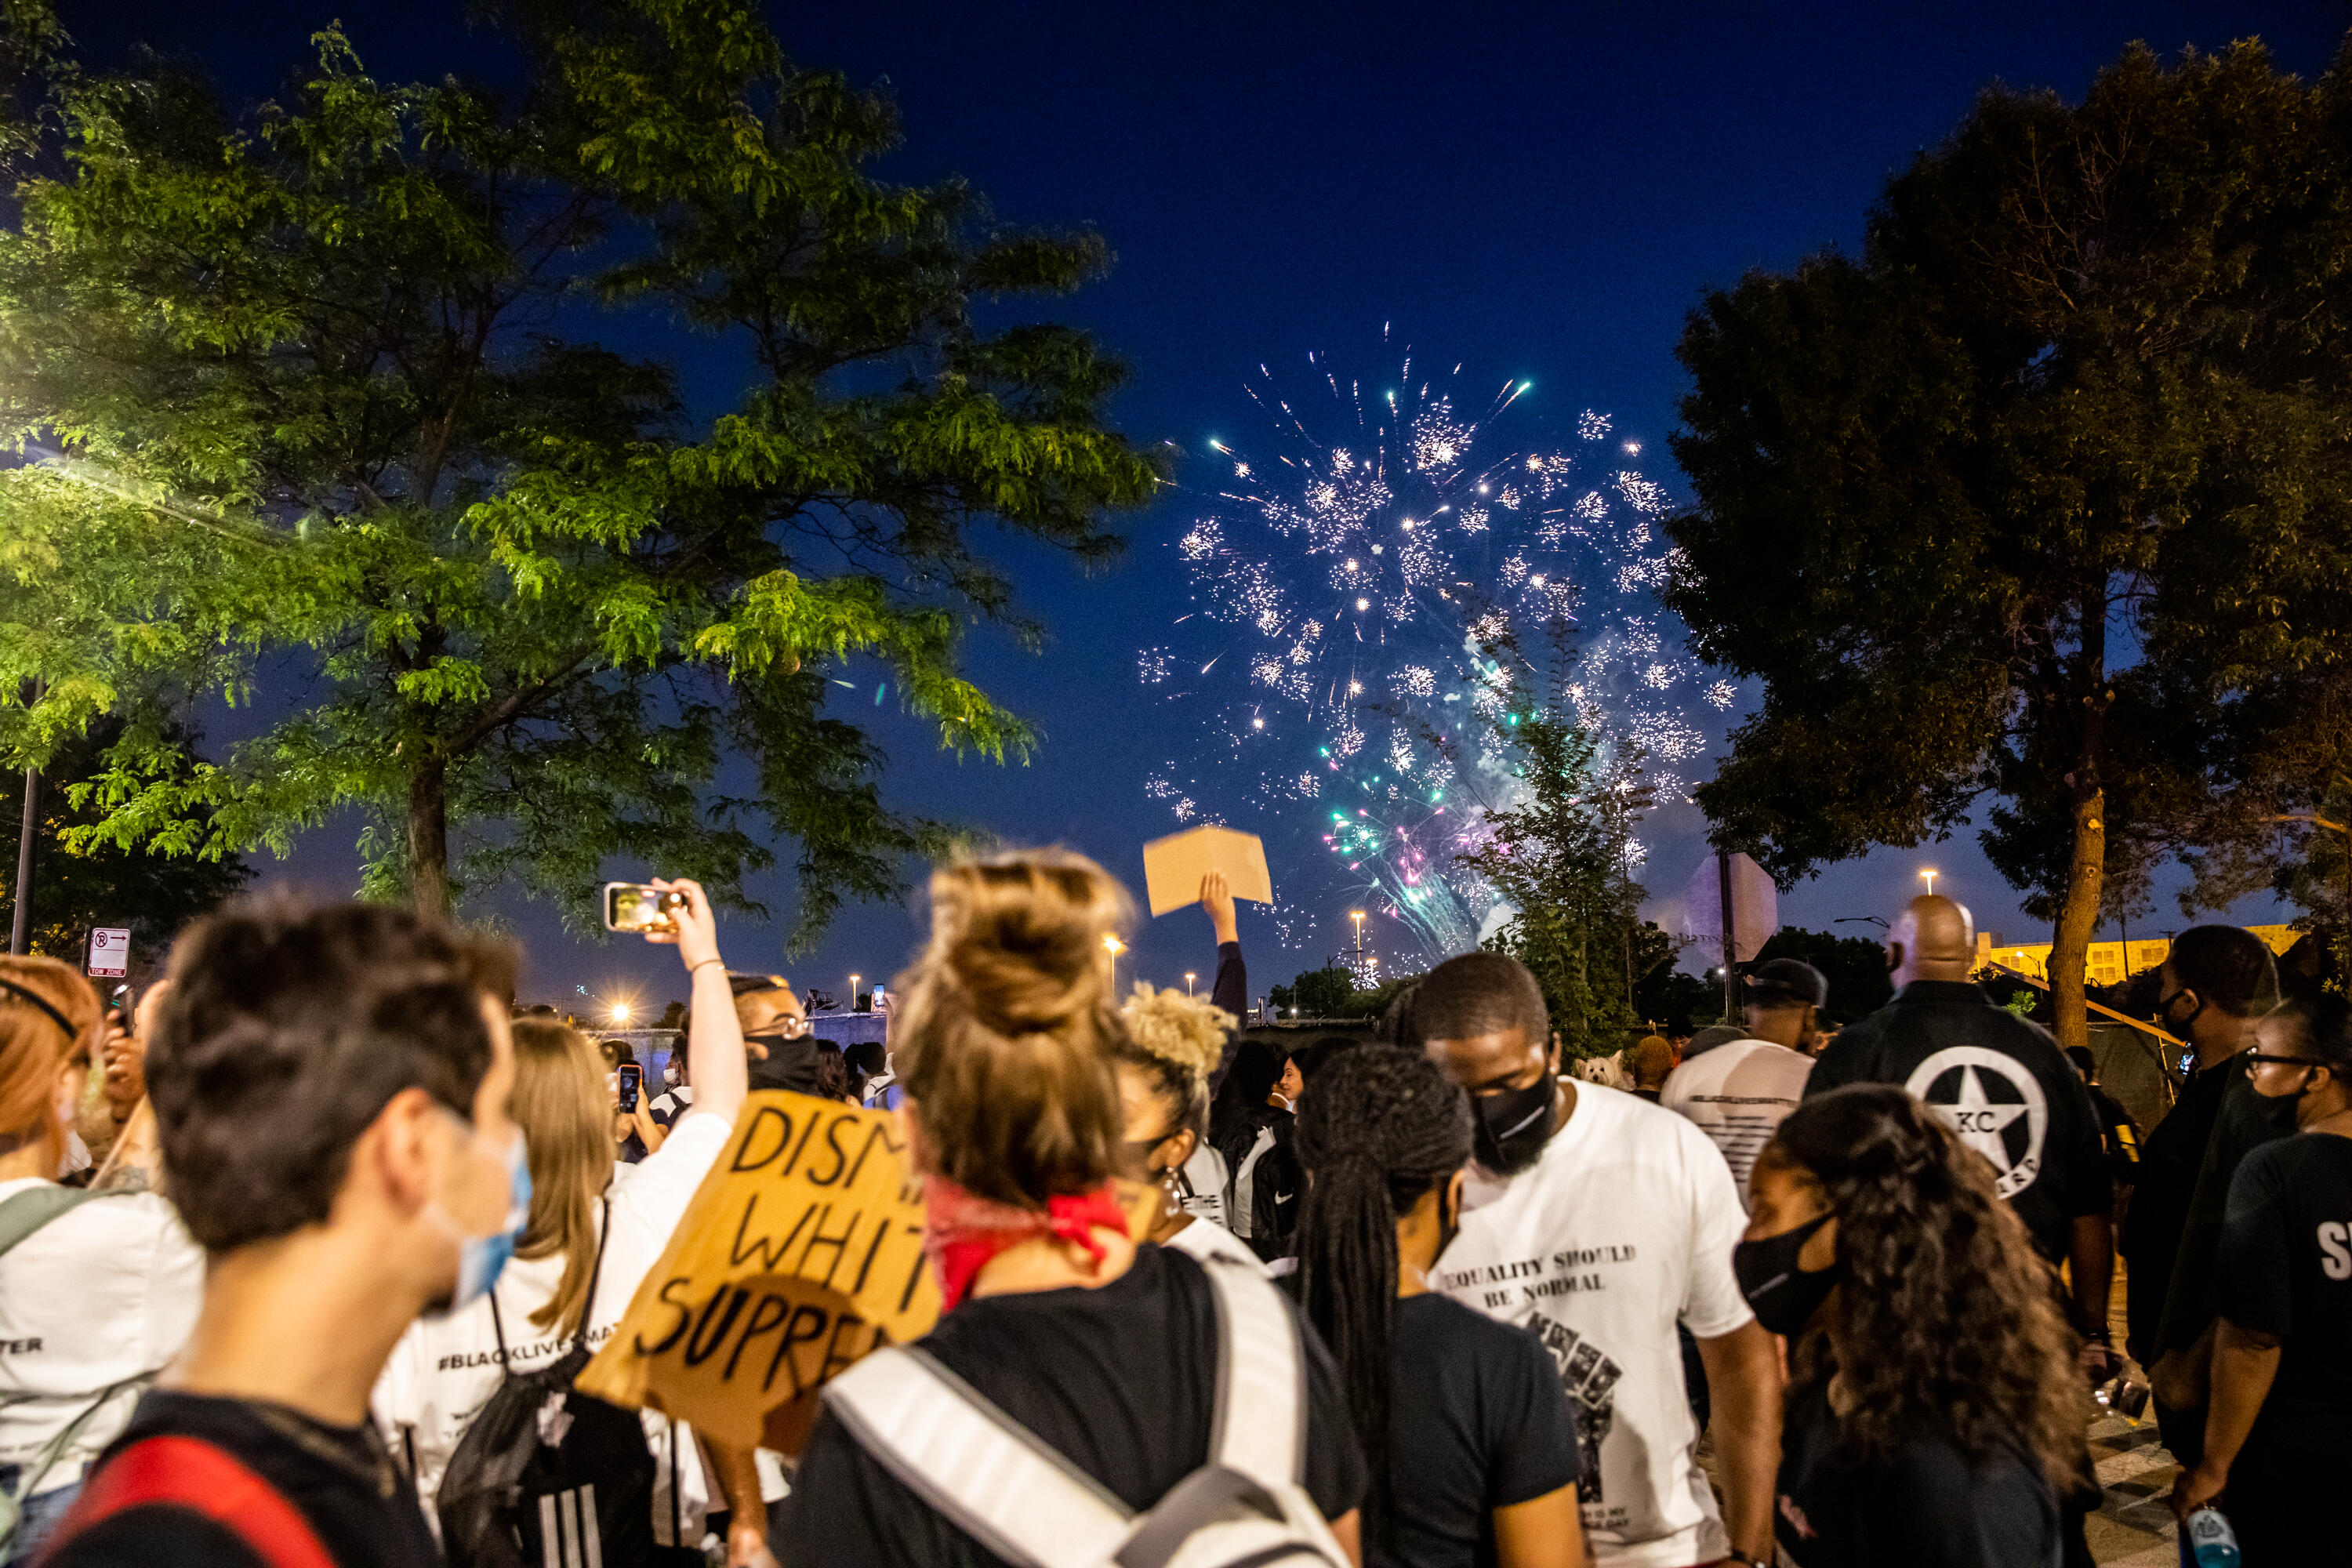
top-left (2088, 1403), bottom-right (2178, 1566)
top-left (2090, 1263), bottom-right (2177, 1566)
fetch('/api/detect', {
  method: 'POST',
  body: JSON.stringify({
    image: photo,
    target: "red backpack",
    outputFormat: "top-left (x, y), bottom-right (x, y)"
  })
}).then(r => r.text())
top-left (39, 1435), bottom-right (335, 1568)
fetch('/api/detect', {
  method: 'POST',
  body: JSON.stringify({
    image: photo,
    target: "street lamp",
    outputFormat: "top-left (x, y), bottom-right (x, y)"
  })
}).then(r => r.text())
top-left (849, 973), bottom-right (861, 1012)
top-left (1103, 935), bottom-right (1124, 992)
top-left (608, 1000), bottom-right (632, 1025)
top-left (1919, 869), bottom-right (1938, 898)
top-left (1185, 971), bottom-right (1196, 996)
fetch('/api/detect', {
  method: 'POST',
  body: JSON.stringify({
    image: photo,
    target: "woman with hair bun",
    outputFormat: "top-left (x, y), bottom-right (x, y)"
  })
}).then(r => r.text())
top-left (779, 848), bottom-right (1368, 1567)
top-left (1294, 1044), bottom-right (1585, 1568)
top-left (1740, 1083), bottom-right (2081, 1567)
top-left (1116, 981), bottom-right (1258, 1269)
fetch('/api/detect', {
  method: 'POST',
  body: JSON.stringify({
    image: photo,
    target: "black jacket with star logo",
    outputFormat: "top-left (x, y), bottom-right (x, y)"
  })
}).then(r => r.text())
top-left (1806, 981), bottom-right (2113, 1262)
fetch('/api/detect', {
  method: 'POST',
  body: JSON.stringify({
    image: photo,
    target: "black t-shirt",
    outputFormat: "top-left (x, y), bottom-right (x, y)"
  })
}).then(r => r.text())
top-left (45, 1390), bottom-right (440, 1568)
top-left (777, 1245), bottom-right (1368, 1567)
top-left (1806, 982), bottom-right (2111, 1260)
top-left (2213, 1132), bottom-right (2352, 1450)
top-left (1376, 1294), bottom-right (1580, 1568)
top-left (1773, 1380), bottom-right (2060, 1568)
top-left (2119, 1057), bottom-right (2234, 1358)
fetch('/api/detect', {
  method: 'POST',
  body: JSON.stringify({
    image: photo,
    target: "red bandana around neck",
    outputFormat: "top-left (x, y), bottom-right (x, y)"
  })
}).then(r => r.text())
top-left (921, 1174), bottom-right (1131, 1311)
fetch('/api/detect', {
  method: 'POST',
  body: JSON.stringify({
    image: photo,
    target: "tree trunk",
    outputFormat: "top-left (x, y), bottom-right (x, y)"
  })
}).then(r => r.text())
top-left (408, 757), bottom-right (451, 918)
top-left (2048, 785), bottom-right (2105, 1054)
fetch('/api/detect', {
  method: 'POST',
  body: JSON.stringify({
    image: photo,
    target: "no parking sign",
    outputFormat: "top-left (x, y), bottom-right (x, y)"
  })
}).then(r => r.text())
top-left (85, 927), bottom-right (129, 978)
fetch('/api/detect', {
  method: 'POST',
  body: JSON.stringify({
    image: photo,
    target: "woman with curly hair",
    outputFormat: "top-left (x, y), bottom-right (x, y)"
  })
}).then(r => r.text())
top-left (1116, 980), bottom-right (1260, 1268)
top-left (1739, 1083), bottom-right (2084, 1568)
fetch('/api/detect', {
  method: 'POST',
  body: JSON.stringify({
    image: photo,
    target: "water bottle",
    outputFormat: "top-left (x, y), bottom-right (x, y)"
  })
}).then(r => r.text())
top-left (2183, 1506), bottom-right (2241, 1568)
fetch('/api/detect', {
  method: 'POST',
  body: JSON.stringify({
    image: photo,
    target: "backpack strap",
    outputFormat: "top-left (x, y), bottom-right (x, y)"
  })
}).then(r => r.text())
top-left (47, 1435), bottom-right (337, 1568)
top-left (0, 1186), bottom-right (97, 1258)
top-left (1197, 1256), bottom-right (1304, 1486)
top-left (822, 1347), bottom-right (1132, 1568)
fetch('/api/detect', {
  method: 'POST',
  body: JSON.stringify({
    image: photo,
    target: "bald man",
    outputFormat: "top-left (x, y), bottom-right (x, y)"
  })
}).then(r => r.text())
top-left (1806, 897), bottom-right (2115, 1359)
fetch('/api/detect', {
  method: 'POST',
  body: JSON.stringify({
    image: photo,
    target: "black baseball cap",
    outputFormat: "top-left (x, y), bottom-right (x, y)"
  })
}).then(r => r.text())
top-left (1744, 959), bottom-right (1828, 1009)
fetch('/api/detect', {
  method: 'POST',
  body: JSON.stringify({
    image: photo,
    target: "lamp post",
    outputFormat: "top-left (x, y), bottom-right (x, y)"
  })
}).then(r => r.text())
top-left (1919, 869), bottom-right (1938, 898)
top-left (849, 973), bottom-right (861, 1013)
top-left (1102, 935), bottom-right (1124, 993)
top-left (9, 677), bottom-right (39, 956)
top-left (1185, 971), bottom-right (1196, 996)
top-left (609, 1000), bottom-right (632, 1025)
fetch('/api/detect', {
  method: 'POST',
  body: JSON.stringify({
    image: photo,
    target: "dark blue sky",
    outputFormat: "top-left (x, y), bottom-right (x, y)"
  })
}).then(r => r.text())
top-left (71, 2), bottom-right (2341, 1011)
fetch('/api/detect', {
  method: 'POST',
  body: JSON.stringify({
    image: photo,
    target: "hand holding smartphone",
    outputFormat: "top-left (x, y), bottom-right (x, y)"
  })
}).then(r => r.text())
top-left (603, 882), bottom-right (688, 935)
top-left (617, 1062), bottom-right (641, 1112)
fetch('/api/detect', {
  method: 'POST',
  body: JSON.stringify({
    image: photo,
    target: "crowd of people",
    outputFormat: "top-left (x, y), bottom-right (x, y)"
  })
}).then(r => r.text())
top-left (0, 851), bottom-right (2341, 1566)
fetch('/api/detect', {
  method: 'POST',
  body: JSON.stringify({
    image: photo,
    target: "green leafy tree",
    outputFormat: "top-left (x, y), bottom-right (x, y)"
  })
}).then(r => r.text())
top-left (1667, 40), bottom-right (2352, 1050)
top-left (0, 0), bottom-right (1160, 943)
top-left (1450, 630), bottom-right (1654, 1056)
top-left (1270, 966), bottom-right (1355, 1018)
top-left (0, 715), bottom-right (251, 960)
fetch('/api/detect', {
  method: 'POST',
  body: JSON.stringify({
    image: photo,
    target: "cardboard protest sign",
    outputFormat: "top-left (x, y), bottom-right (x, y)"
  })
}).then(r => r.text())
top-left (575, 1091), bottom-right (938, 1453)
top-left (1142, 825), bottom-right (1272, 918)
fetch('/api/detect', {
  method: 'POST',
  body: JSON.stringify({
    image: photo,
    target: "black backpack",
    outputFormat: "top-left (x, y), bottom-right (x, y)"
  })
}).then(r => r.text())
top-left (435, 1200), bottom-right (700, 1568)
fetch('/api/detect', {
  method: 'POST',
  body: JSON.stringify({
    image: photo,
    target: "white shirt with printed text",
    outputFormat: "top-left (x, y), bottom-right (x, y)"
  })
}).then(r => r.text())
top-left (372, 1111), bottom-right (744, 1536)
top-left (1433, 1080), bottom-right (1753, 1568)
top-left (0, 1181), bottom-right (204, 1492)
top-left (1660, 1039), bottom-right (1814, 1211)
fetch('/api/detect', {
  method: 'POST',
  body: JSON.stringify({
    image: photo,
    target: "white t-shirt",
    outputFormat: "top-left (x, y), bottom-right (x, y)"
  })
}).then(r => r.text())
top-left (1433, 1081), bottom-right (1753, 1568)
top-left (373, 1111), bottom-right (746, 1539)
top-left (0, 1181), bottom-right (204, 1492)
top-left (1160, 1215), bottom-right (1264, 1273)
top-left (1660, 1039), bottom-right (1815, 1210)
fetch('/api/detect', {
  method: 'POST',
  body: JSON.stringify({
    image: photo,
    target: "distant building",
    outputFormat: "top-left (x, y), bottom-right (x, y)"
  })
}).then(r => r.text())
top-left (1975, 926), bottom-right (2298, 987)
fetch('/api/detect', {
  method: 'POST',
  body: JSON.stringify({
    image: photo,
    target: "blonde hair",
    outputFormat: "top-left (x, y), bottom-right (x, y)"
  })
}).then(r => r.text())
top-left (0, 956), bottom-right (98, 1171)
top-left (1116, 983), bottom-right (1227, 1143)
top-left (507, 1018), bottom-right (613, 1334)
top-left (893, 849), bottom-right (1131, 1209)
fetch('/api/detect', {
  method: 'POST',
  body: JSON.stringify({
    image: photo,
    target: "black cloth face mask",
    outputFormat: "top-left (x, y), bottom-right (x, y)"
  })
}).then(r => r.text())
top-left (1472, 1076), bottom-right (1557, 1174)
top-left (1733, 1210), bottom-right (1840, 1337)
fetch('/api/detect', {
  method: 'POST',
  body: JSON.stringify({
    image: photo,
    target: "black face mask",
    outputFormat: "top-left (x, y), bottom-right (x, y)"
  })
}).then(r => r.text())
top-left (1472, 1077), bottom-right (1558, 1174)
top-left (1733, 1210), bottom-right (1840, 1337)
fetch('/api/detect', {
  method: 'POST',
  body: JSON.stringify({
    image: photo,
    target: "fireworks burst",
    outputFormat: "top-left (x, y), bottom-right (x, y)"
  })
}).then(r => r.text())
top-left (1143, 336), bottom-right (1718, 967)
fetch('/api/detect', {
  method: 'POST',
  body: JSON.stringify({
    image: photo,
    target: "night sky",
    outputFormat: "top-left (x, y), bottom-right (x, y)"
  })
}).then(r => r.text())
top-left (65, 2), bottom-right (2345, 1013)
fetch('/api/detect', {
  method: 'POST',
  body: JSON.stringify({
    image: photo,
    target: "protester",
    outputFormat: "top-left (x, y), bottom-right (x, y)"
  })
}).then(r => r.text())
top-left (733, 975), bottom-right (820, 1094)
top-left (69, 993), bottom-right (143, 1173)
top-left (1116, 981), bottom-right (1255, 1266)
top-left (2061, 1046), bottom-right (2140, 1192)
top-left (648, 1042), bottom-right (694, 1131)
top-left (811, 1042), bottom-right (858, 1105)
top-left (1291, 1033), bottom-right (1363, 1087)
top-left (1197, 869), bottom-right (1251, 1094)
top-left (1805, 897), bottom-right (2113, 1359)
top-left (1405, 952), bottom-right (1779, 1567)
top-left (41, 898), bottom-right (522, 1567)
top-left (1294, 1044), bottom-right (1587, 1568)
top-left (600, 1038), bottom-right (656, 1162)
top-left (1661, 958), bottom-right (1821, 1209)
top-left (2114, 925), bottom-right (2278, 1461)
top-left (2172, 993), bottom-right (2352, 1560)
top-left (1627, 1034), bottom-right (1674, 1102)
top-left (372, 880), bottom-right (752, 1558)
top-left (1210, 1038), bottom-right (1304, 1261)
top-left (1747, 1085), bottom-right (2080, 1566)
top-left (0, 963), bottom-right (200, 1565)
top-left (776, 848), bottom-right (1368, 1565)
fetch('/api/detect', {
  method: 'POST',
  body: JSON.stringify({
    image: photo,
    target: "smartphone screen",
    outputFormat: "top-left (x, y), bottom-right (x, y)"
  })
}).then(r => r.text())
top-left (617, 1062), bottom-right (641, 1112)
top-left (603, 882), bottom-right (680, 934)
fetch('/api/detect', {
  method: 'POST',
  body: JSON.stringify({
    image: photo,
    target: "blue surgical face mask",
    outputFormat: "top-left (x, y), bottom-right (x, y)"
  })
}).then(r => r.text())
top-left (426, 1114), bottom-right (531, 1316)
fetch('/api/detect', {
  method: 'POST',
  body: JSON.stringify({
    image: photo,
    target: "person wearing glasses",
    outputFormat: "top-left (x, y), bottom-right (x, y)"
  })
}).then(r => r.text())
top-left (2172, 994), bottom-right (2352, 1561)
top-left (727, 975), bottom-right (824, 1095)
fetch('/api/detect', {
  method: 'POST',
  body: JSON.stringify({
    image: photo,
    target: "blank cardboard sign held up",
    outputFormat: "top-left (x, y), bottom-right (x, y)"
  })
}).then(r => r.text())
top-left (1142, 825), bottom-right (1273, 918)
